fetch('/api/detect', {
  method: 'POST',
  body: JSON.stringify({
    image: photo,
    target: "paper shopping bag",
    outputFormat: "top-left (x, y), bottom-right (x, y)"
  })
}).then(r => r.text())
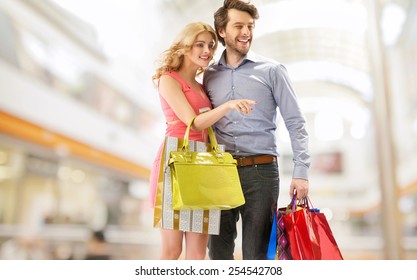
top-left (283, 198), bottom-right (343, 260)
top-left (267, 195), bottom-right (302, 260)
top-left (266, 211), bottom-right (277, 260)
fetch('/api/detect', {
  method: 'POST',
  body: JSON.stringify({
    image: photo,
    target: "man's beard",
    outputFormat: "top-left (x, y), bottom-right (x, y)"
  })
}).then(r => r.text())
top-left (224, 36), bottom-right (250, 57)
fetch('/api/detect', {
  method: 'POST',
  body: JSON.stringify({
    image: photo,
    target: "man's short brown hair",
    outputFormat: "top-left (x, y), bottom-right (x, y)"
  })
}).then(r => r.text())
top-left (214, 0), bottom-right (259, 46)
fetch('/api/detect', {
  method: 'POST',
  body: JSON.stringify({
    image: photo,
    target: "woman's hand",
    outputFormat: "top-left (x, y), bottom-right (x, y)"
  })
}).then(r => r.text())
top-left (229, 99), bottom-right (256, 114)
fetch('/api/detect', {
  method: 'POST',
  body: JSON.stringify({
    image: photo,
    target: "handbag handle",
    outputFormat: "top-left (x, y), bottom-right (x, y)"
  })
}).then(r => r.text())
top-left (182, 116), bottom-right (221, 154)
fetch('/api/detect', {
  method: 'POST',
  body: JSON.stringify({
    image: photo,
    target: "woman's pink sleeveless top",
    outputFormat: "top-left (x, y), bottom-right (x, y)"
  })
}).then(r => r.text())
top-left (149, 71), bottom-right (212, 207)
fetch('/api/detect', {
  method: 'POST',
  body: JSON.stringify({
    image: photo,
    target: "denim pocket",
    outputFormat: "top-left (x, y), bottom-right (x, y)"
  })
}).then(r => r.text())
top-left (255, 162), bottom-right (279, 180)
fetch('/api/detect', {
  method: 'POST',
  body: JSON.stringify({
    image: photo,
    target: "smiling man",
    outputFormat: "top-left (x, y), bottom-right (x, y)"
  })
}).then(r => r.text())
top-left (203, 0), bottom-right (311, 260)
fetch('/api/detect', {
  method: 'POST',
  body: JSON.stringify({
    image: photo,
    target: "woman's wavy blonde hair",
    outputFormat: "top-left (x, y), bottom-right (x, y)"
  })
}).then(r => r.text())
top-left (152, 22), bottom-right (218, 84)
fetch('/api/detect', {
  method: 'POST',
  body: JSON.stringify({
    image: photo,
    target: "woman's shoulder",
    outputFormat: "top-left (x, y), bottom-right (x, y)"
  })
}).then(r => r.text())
top-left (161, 71), bottom-right (185, 84)
top-left (160, 71), bottom-right (181, 84)
top-left (162, 71), bottom-right (180, 79)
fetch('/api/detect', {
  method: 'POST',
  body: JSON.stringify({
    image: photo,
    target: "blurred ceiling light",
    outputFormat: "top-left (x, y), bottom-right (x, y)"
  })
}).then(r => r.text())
top-left (299, 97), bottom-right (369, 140)
top-left (49, 48), bottom-right (82, 85)
top-left (314, 109), bottom-right (344, 141)
top-left (128, 180), bottom-right (149, 199)
top-left (21, 32), bottom-right (48, 67)
top-left (257, 0), bottom-right (367, 36)
top-left (114, 100), bottom-right (131, 123)
top-left (350, 122), bottom-right (366, 139)
top-left (52, 0), bottom-right (161, 59)
top-left (287, 61), bottom-right (372, 101)
top-left (398, 196), bottom-right (414, 213)
top-left (71, 169), bottom-right (86, 183)
top-left (381, 3), bottom-right (406, 46)
top-left (348, 108), bottom-right (369, 139)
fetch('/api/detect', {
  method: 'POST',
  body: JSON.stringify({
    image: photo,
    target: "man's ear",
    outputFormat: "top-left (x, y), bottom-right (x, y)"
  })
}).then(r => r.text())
top-left (218, 28), bottom-right (226, 39)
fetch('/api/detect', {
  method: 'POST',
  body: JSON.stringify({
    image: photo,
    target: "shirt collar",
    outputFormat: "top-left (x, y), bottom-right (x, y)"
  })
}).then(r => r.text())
top-left (218, 50), bottom-right (259, 67)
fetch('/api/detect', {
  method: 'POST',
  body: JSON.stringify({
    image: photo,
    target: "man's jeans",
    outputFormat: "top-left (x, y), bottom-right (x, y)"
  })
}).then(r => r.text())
top-left (208, 162), bottom-right (279, 260)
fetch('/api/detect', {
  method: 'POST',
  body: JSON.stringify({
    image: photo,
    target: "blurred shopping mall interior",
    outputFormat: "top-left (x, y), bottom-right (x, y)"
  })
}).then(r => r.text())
top-left (0, 0), bottom-right (416, 260)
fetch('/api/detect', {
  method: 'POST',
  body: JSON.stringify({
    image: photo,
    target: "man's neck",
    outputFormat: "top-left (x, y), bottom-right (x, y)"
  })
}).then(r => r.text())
top-left (225, 49), bottom-right (246, 68)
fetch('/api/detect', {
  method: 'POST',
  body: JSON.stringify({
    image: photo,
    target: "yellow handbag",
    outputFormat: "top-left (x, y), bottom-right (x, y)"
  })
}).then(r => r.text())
top-left (168, 117), bottom-right (245, 210)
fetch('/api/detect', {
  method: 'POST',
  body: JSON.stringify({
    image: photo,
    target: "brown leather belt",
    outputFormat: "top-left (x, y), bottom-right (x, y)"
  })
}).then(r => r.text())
top-left (234, 155), bottom-right (277, 167)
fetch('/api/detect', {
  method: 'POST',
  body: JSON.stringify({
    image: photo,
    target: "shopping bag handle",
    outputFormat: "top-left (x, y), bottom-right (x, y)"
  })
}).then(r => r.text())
top-left (304, 196), bottom-right (319, 212)
top-left (289, 193), bottom-right (299, 212)
top-left (182, 116), bottom-right (221, 154)
top-left (294, 195), bottom-right (320, 212)
top-left (288, 193), bottom-right (316, 212)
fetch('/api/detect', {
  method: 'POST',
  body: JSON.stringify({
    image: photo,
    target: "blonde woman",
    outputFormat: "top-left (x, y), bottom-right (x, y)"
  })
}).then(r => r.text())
top-left (150, 22), bottom-right (255, 260)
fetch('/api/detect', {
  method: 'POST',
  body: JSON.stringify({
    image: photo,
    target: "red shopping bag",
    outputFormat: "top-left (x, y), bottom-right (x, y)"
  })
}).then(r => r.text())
top-left (276, 196), bottom-right (300, 260)
top-left (268, 195), bottom-right (302, 260)
top-left (283, 197), bottom-right (343, 260)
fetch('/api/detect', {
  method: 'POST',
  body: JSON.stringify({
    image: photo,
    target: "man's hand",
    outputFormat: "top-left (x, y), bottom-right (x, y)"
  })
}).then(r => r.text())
top-left (289, 178), bottom-right (309, 200)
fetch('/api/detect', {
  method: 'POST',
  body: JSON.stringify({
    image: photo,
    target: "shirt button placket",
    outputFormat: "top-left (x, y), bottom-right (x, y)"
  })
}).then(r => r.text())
top-left (231, 69), bottom-right (238, 154)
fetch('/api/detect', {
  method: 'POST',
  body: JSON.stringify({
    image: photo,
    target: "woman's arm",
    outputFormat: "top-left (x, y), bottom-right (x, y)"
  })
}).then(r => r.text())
top-left (159, 75), bottom-right (256, 131)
